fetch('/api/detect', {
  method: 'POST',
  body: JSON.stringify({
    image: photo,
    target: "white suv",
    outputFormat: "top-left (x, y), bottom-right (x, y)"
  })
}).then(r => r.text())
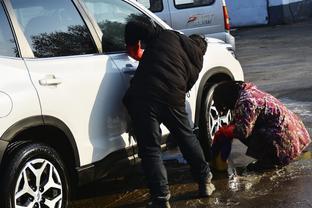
top-left (137, 0), bottom-right (235, 50)
top-left (0, 0), bottom-right (243, 207)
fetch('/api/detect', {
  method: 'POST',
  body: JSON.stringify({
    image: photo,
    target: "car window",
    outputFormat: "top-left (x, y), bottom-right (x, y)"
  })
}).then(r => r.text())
top-left (0, 3), bottom-right (19, 57)
top-left (82, 0), bottom-right (157, 53)
top-left (174, 0), bottom-right (214, 9)
top-left (136, 0), bottom-right (163, 13)
top-left (10, 0), bottom-right (97, 58)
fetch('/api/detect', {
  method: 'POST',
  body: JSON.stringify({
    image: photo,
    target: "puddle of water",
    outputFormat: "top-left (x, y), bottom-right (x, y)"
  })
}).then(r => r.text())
top-left (209, 148), bottom-right (312, 206)
top-left (71, 140), bottom-right (311, 208)
top-left (161, 138), bottom-right (312, 207)
top-left (213, 197), bottom-right (240, 207)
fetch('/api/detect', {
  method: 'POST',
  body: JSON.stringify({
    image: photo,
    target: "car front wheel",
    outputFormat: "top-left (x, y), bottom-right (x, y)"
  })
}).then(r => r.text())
top-left (199, 83), bottom-right (232, 161)
top-left (1, 143), bottom-right (69, 208)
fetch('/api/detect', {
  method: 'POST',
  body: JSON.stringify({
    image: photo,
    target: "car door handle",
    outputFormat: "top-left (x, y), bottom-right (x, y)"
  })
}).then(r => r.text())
top-left (123, 64), bottom-right (136, 76)
top-left (39, 75), bottom-right (62, 86)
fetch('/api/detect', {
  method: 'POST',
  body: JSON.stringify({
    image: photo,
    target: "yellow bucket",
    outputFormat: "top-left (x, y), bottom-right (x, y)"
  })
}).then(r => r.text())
top-left (211, 152), bottom-right (228, 171)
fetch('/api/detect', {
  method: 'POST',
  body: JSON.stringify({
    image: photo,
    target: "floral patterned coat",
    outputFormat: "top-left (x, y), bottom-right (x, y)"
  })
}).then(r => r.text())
top-left (233, 82), bottom-right (311, 165)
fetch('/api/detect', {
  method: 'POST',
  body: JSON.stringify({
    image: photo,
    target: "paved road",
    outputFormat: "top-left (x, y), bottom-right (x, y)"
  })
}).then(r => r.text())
top-left (70, 19), bottom-right (312, 208)
top-left (235, 19), bottom-right (312, 131)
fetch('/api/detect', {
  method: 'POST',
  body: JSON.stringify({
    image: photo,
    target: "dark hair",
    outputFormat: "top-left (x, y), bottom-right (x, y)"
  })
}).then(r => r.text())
top-left (189, 34), bottom-right (207, 55)
top-left (124, 20), bottom-right (157, 46)
top-left (213, 81), bottom-right (244, 110)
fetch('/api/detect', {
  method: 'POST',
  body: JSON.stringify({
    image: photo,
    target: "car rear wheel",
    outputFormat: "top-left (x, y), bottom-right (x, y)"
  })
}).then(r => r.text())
top-left (199, 83), bottom-right (232, 161)
top-left (0, 143), bottom-right (69, 208)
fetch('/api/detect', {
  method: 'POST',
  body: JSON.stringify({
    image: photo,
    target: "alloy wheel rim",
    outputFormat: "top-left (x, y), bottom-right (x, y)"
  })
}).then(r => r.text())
top-left (14, 158), bottom-right (63, 208)
top-left (207, 100), bottom-right (232, 139)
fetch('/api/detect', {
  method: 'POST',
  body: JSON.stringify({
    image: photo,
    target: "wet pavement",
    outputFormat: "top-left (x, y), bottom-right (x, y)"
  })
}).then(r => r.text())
top-left (70, 20), bottom-right (312, 208)
top-left (70, 149), bottom-right (312, 208)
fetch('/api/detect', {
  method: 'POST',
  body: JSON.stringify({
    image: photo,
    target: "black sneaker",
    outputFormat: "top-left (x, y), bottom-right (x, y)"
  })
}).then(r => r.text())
top-left (198, 172), bottom-right (215, 197)
top-left (198, 181), bottom-right (216, 197)
top-left (146, 200), bottom-right (171, 208)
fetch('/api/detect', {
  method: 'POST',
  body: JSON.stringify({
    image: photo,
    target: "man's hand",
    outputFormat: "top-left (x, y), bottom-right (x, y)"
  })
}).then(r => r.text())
top-left (126, 41), bottom-right (143, 61)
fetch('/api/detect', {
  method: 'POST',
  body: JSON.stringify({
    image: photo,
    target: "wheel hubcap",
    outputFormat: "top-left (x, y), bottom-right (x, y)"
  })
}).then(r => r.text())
top-left (15, 158), bottom-right (63, 208)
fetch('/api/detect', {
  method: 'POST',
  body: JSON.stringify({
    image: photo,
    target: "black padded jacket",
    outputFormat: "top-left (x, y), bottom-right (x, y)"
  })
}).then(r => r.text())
top-left (123, 30), bottom-right (204, 108)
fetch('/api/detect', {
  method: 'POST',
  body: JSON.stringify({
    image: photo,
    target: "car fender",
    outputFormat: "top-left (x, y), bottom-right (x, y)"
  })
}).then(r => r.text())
top-left (0, 116), bottom-right (80, 167)
top-left (193, 43), bottom-right (244, 125)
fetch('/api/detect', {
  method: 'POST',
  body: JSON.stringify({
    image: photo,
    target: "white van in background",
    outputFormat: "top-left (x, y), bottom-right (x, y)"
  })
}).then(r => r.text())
top-left (137, 0), bottom-right (235, 50)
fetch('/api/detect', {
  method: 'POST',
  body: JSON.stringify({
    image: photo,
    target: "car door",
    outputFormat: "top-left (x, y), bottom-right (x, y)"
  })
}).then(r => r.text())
top-left (167, 0), bottom-right (223, 36)
top-left (0, 1), bottom-right (41, 134)
top-left (8, 0), bottom-right (130, 166)
top-left (80, 0), bottom-right (173, 138)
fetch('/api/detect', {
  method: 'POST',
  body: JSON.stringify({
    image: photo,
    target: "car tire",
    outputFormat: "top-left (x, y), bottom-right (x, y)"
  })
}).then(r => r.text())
top-left (0, 142), bottom-right (70, 208)
top-left (199, 82), bottom-right (232, 161)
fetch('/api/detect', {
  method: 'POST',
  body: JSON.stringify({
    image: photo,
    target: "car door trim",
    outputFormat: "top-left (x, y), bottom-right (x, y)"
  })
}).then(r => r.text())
top-left (72, 0), bottom-right (103, 53)
top-left (3, 0), bottom-right (34, 58)
top-left (0, 1), bottom-right (22, 58)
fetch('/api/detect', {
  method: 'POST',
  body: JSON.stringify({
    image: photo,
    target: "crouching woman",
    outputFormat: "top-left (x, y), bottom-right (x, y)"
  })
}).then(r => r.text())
top-left (212, 81), bottom-right (311, 171)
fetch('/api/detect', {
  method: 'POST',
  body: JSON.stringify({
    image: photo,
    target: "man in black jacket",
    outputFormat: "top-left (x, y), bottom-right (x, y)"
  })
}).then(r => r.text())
top-left (123, 21), bottom-right (214, 208)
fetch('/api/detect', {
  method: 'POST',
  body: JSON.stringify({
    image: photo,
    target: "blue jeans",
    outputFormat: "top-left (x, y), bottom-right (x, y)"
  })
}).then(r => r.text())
top-left (126, 99), bottom-right (211, 200)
